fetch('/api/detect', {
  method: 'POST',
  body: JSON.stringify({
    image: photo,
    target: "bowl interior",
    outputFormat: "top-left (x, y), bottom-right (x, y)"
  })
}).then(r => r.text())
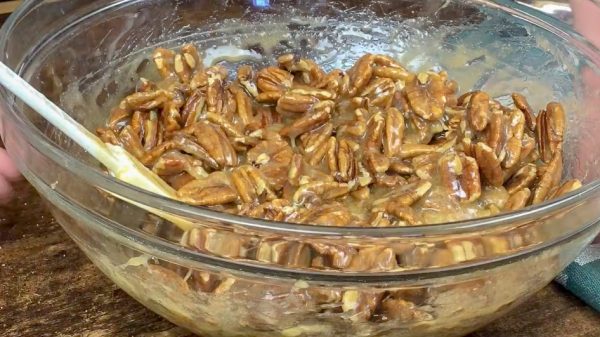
top-left (3, 0), bottom-right (600, 232)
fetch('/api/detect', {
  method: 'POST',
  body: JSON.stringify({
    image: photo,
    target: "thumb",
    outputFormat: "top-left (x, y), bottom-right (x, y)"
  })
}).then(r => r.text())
top-left (0, 148), bottom-right (20, 181)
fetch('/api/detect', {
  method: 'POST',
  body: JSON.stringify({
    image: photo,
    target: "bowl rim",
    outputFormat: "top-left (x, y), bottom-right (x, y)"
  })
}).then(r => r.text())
top-left (1, 0), bottom-right (600, 239)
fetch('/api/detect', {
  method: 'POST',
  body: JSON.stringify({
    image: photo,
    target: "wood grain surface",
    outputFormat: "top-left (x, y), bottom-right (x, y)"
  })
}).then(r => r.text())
top-left (0, 1), bottom-right (19, 15)
top-left (1, 180), bottom-right (600, 337)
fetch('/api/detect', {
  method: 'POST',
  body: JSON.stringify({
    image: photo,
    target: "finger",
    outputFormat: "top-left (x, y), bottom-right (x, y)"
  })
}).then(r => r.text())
top-left (572, 0), bottom-right (600, 48)
top-left (572, 66), bottom-right (600, 180)
top-left (0, 149), bottom-right (20, 181)
top-left (0, 175), bottom-right (13, 204)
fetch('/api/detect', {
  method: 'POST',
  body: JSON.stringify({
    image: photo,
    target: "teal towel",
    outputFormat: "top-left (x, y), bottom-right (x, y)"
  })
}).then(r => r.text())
top-left (556, 244), bottom-right (600, 311)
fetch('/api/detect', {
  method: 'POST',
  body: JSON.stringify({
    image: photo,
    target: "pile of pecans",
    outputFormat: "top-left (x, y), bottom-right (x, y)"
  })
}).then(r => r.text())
top-left (98, 44), bottom-right (581, 227)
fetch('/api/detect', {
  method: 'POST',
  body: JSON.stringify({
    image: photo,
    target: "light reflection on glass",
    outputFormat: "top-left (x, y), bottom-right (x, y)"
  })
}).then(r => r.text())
top-left (253, 0), bottom-right (270, 8)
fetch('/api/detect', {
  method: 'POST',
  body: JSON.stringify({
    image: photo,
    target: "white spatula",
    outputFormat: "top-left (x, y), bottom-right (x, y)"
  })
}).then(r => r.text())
top-left (0, 61), bottom-right (196, 231)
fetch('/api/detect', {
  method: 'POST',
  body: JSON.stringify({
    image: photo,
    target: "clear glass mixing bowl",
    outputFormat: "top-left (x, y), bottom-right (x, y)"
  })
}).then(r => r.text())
top-left (1, 1), bottom-right (600, 336)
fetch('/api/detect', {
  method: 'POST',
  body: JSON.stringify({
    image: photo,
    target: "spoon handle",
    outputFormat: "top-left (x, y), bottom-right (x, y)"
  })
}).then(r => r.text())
top-left (0, 61), bottom-right (120, 169)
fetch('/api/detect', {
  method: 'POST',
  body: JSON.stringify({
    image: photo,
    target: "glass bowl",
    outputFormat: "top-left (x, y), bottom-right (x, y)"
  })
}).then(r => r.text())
top-left (2, 1), bottom-right (600, 336)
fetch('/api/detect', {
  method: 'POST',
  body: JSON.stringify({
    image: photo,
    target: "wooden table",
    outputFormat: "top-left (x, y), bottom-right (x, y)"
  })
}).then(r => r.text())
top-left (1, 179), bottom-right (600, 337)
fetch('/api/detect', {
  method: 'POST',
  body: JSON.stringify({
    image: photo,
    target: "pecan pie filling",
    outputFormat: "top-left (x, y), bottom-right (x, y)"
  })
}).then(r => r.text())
top-left (98, 44), bottom-right (580, 228)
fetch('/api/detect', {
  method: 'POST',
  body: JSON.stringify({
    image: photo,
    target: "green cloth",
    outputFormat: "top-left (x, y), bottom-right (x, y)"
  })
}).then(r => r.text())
top-left (556, 245), bottom-right (600, 311)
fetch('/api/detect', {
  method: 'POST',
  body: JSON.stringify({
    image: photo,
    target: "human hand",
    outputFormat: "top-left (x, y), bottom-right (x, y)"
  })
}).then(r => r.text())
top-left (571, 0), bottom-right (600, 244)
top-left (0, 147), bottom-right (20, 203)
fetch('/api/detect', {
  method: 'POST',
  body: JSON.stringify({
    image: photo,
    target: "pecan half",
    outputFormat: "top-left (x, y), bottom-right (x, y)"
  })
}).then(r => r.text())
top-left (404, 73), bottom-right (445, 121)
top-left (293, 181), bottom-right (352, 205)
top-left (348, 54), bottom-right (374, 96)
top-left (549, 179), bottom-right (582, 199)
top-left (177, 172), bottom-right (238, 206)
top-left (439, 152), bottom-right (482, 203)
top-left (360, 77), bottom-right (395, 108)
top-left (372, 180), bottom-right (432, 221)
top-left (329, 138), bottom-right (358, 182)
top-left (505, 163), bottom-right (537, 194)
top-left (504, 188), bottom-right (531, 211)
top-left (240, 199), bottom-right (291, 221)
top-left (152, 48), bottom-right (176, 79)
top-left (256, 240), bottom-right (312, 268)
top-left (474, 143), bottom-right (503, 187)
top-left (152, 151), bottom-right (208, 180)
top-left (231, 166), bottom-right (271, 203)
top-left (383, 107), bottom-right (405, 158)
top-left (237, 65), bottom-right (258, 98)
top-left (181, 44), bottom-right (202, 71)
top-left (467, 91), bottom-right (490, 131)
top-left (192, 122), bottom-right (238, 168)
top-left (347, 247), bottom-right (398, 272)
top-left (291, 203), bottom-right (354, 226)
top-left (206, 66), bottom-right (228, 114)
top-left (536, 102), bottom-right (566, 163)
top-left (257, 66), bottom-right (293, 94)
top-left (373, 66), bottom-right (412, 81)
top-left (342, 290), bottom-right (383, 322)
top-left (280, 101), bottom-right (334, 138)
top-left (532, 151), bottom-right (563, 204)
top-left (247, 139), bottom-right (294, 190)
top-left (277, 92), bottom-right (319, 114)
top-left (512, 93), bottom-right (536, 131)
